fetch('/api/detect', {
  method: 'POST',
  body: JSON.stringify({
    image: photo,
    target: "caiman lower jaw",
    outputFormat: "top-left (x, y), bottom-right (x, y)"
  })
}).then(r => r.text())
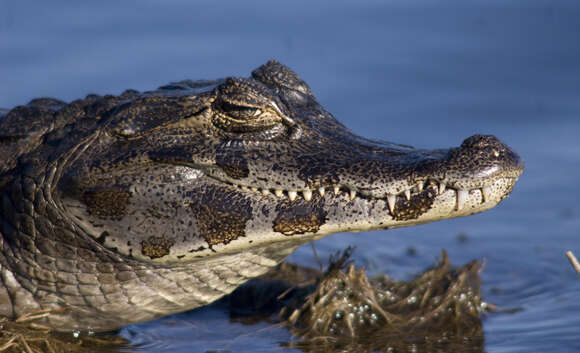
top-left (217, 176), bottom-right (519, 214)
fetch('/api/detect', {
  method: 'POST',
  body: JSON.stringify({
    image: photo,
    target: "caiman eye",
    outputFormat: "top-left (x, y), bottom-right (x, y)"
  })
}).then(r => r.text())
top-left (213, 99), bottom-right (282, 133)
top-left (212, 77), bottom-right (296, 134)
top-left (218, 101), bottom-right (263, 121)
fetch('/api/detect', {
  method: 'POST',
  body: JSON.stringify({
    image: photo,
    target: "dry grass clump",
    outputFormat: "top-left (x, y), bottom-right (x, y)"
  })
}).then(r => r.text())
top-left (566, 250), bottom-right (580, 276)
top-left (0, 310), bottom-right (128, 353)
top-left (280, 249), bottom-right (486, 353)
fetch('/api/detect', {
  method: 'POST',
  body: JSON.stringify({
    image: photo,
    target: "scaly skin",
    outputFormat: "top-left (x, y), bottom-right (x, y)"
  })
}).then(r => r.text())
top-left (0, 60), bottom-right (523, 332)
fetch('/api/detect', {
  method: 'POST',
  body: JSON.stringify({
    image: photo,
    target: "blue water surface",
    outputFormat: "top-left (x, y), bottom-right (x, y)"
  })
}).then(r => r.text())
top-left (1, 1), bottom-right (579, 352)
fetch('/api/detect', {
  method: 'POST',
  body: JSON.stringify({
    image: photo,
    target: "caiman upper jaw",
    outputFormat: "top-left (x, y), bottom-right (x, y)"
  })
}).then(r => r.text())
top-left (210, 134), bottom-right (523, 218)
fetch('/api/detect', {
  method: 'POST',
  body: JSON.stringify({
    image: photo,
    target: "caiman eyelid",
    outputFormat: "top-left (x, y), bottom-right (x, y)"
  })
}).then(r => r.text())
top-left (212, 94), bottom-right (295, 134)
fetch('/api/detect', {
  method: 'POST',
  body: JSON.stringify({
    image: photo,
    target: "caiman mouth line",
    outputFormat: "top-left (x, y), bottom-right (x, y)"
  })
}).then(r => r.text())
top-left (218, 176), bottom-right (506, 213)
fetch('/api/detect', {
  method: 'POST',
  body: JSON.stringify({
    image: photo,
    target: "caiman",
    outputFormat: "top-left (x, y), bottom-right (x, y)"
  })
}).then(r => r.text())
top-left (0, 60), bottom-right (523, 332)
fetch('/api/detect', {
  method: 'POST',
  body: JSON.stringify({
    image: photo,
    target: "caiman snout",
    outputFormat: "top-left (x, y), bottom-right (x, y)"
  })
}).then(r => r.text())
top-left (391, 133), bottom-right (524, 216)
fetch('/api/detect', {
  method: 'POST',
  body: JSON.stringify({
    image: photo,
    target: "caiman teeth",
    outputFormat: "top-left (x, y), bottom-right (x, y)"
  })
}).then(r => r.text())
top-left (230, 179), bottom-right (495, 214)
top-left (387, 194), bottom-right (396, 214)
top-left (456, 189), bottom-right (468, 211)
top-left (349, 189), bottom-right (357, 201)
top-left (481, 186), bottom-right (491, 202)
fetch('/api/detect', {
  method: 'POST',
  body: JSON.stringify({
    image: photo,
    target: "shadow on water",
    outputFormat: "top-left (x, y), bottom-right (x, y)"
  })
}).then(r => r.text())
top-left (1, 248), bottom-right (487, 353)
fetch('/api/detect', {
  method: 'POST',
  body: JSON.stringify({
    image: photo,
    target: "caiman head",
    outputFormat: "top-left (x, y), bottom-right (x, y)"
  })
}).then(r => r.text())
top-left (0, 60), bottom-right (524, 331)
top-left (59, 60), bottom-right (523, 264)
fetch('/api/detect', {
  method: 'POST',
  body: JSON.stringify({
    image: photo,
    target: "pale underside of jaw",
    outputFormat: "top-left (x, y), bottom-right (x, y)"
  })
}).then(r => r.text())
top-left (223, 178), bottom-right (501, 213)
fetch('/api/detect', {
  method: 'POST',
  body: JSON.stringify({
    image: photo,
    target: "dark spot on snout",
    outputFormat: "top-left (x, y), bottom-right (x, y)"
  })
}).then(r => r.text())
top-left (273, 199), bottom-right (327, 236)
top-left (188, 185), bottom-right (252, 246)
top-left (83, 189), bottom-right (131, 220)
top-left (141, 235), bottom-right (175, 259)
top-left (296, 155), bottom-right (340, 188)
top-left (216, 154), bottom-right (249, 179)
top-left (391, 188), bottom-right (436, 221)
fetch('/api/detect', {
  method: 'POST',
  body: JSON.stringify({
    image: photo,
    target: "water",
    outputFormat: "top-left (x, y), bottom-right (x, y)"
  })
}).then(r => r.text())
top-left (1, 0), bottom-right (579, 352)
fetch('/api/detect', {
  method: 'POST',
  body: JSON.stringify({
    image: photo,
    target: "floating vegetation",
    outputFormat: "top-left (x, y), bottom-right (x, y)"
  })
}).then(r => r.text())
top-left (284, 249), bottom-right (485, 352)
top-left (230, 247), bottom-right (487, 353)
